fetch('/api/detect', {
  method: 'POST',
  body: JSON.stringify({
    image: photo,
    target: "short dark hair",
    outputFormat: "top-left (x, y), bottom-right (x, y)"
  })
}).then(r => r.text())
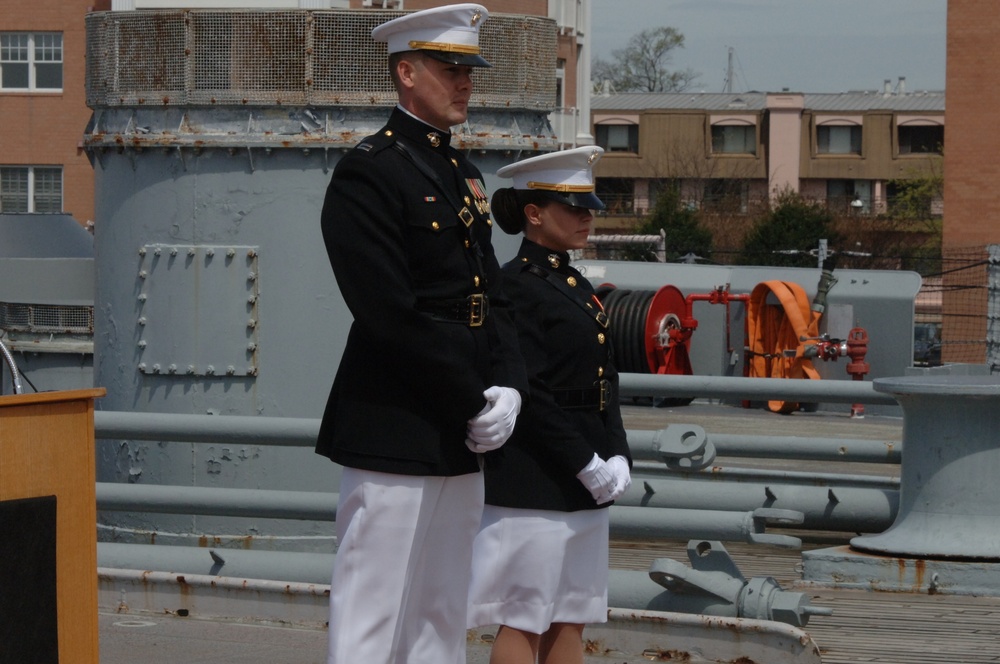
top-left (388, 50), bottom-right (426, 91)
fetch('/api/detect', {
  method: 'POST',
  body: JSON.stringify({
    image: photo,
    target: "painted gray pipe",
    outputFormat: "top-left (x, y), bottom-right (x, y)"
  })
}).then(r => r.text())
top-left (98, 542), bottom-right (334, 586)
top-left (94, 411), bottom-right (317, 447)
top-left (93, 412), bottom-right (897, 466)
top-left (699, 431), bottom-right (901, 464)
top-left (631, 462), bottom-right (899, 487)
top-left (619, 476), bottom-right (897, 532)
top-left (97, 483), bottom-right (338, 521)
top-left (609, 506), bottom-right (803, 548)
top-left (618, 373), bottom-right (897, 405)
top-left (627, 425), bottom-right (901, 466)
top-left (96, 483), bottom-right (801, 547)
top-left (95, 476), bottom-right (892, 535)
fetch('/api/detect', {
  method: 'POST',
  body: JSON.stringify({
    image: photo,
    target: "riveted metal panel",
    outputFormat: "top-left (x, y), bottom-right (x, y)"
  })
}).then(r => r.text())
top-left (136, 244), bottom-right (259, 377)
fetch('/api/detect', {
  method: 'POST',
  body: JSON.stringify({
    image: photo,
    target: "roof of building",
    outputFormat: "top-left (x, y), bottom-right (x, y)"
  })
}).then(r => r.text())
top-left (591, 91), bottom-right (945, 113)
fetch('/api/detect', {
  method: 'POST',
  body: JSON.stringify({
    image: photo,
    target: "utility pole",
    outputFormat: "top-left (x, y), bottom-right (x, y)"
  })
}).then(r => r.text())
top-left (722, 46), bottom-right (734, 93)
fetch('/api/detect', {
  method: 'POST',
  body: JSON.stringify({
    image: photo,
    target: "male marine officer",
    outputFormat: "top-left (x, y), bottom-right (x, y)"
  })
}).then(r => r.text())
top-left (317, 5), bottom-right (527, 663)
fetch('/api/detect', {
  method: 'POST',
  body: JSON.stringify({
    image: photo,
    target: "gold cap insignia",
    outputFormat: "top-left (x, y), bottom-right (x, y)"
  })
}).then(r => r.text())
top-left (470, 9), bottom-right (482, 26)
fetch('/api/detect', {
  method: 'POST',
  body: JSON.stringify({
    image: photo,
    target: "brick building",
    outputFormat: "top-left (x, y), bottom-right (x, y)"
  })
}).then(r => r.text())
top-left (0, 0), bottom-right (109, 225)
top-left (939, 0), bottom-right (1000, 363)
top-left (944, 0), bottom-right (1000, 249)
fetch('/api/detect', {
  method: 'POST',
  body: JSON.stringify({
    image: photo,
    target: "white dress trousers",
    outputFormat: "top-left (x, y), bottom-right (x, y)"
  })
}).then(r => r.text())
top-left (326, 466), bottom-right (485, 664)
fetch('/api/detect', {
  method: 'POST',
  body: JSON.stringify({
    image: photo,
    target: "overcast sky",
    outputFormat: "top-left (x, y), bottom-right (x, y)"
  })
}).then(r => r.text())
top-left (589, 0), bottom-right (947, 94)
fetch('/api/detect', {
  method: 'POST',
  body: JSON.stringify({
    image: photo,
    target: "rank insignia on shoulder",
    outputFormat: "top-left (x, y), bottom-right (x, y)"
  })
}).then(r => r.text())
top-left (357, 143), bottom-right (374, 152)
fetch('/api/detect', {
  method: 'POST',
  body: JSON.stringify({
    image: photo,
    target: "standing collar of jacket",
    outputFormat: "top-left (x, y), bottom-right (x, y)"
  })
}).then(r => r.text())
top-left (517, 238), bottom-right (572, 272)
top-left (388, 106), bottom-right (453, 155)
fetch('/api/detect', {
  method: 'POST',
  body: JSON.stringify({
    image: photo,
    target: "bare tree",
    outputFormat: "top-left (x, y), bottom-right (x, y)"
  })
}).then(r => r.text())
top-left (592, 27), bottom-right (699, 93)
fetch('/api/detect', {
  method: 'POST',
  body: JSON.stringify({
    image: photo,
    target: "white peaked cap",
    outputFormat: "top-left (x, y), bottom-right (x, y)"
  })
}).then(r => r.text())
top-left (496, 146), bottom-right (605, 209)
top-left (371, 3), bottom-right (490, 67)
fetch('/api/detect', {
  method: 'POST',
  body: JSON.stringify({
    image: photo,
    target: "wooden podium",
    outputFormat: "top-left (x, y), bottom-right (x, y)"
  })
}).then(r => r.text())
top-left (0, 388), bottom-right (105, 664)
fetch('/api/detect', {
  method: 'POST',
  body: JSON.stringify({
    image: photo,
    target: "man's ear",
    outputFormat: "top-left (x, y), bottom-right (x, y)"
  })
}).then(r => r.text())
top-left (395, 55), bottom-right (418, 90)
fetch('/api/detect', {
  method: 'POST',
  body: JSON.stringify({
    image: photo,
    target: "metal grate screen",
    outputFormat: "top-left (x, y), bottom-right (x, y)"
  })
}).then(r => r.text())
top-left (86, 10), bottom-right (556, 110)
top-left (0, 302), bottom-right (94, 334)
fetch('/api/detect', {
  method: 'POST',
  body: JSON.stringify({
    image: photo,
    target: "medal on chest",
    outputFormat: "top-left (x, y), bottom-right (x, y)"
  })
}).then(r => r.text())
top-left (465, 178), bottom-right (490, 216)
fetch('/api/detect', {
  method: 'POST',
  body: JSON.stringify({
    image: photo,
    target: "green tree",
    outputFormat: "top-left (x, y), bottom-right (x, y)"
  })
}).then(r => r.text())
top-left (886, 173), bottom-right (943, 223)
top-left (623, 184), bottom-right (713, 262)
top-left (739, 191), bottom-right (842, 268)
top-left (592, 27), bottom-right (699, 93)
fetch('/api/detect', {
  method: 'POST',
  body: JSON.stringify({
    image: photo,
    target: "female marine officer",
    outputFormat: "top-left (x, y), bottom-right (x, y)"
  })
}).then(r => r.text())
top-left (467, 146), bottom-right (632, 664)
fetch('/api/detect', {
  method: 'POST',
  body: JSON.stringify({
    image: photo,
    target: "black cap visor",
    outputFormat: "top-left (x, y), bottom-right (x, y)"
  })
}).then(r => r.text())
top-left (422, 49), bottom-right (491, 68)
top-left (538, 190), bottom-right (606, 211)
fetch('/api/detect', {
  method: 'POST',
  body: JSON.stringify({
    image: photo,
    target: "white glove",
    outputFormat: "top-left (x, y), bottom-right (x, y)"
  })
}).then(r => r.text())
top-left (576, 453), bottom-right (616, 504)
top-left (605, 455), bottom-right (631, 502)
top-left (465, 386), bottom-right (522, 453)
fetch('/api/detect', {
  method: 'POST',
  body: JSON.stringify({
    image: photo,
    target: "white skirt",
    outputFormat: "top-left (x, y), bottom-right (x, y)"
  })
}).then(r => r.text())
top-left (467, 504), bottom-right (609, 633)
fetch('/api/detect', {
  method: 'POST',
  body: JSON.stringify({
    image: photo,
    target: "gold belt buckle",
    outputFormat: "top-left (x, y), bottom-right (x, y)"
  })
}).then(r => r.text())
top-left (468, 293), bottom-right (486, 327)
top-left (596, 379), bottom-right (610, 411)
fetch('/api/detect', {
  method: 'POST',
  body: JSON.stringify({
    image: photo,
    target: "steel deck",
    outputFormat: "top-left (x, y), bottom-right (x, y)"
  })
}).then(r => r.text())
top-left (97, 402), bottom-right (1000, 663)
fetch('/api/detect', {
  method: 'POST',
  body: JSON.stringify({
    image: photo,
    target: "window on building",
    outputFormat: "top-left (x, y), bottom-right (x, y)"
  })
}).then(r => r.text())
top-left (0, 167), bottom-right (63, 213)
top-left (555, 58), bottom-right (565, 109)
top-left (703, 179), bottom-right (748, 213)
top-left (595, 124), bottom-right (639, 153)
top-left (827, 179), bottom-right (873, 214)
top-left (1, 32), bottom-right (63, 91)
top-left (594, 177), bottom-right (634, 214)
top-left (898, 125), bottom-right (943, 154)
top-left (711, 125), bottom-right (756, 155)
top-left (817, 125), bottom-right (862, 155)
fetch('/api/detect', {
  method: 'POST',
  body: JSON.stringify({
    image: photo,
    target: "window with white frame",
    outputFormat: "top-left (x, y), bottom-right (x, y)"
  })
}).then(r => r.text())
top-left (0, 167), bottom-right (63, 213)
top-left (1, 32), bottom-right (63, 91)
top-left (817, 124), bottom-right (862, 155)
top-left (711, 124), bottom-right (756, 154)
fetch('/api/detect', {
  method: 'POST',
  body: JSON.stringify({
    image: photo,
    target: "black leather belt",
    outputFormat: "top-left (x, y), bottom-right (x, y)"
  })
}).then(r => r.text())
top-left (552, 379), bottom-right (611, 411)
top-left (418, 294), bottom-right (489, 327)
